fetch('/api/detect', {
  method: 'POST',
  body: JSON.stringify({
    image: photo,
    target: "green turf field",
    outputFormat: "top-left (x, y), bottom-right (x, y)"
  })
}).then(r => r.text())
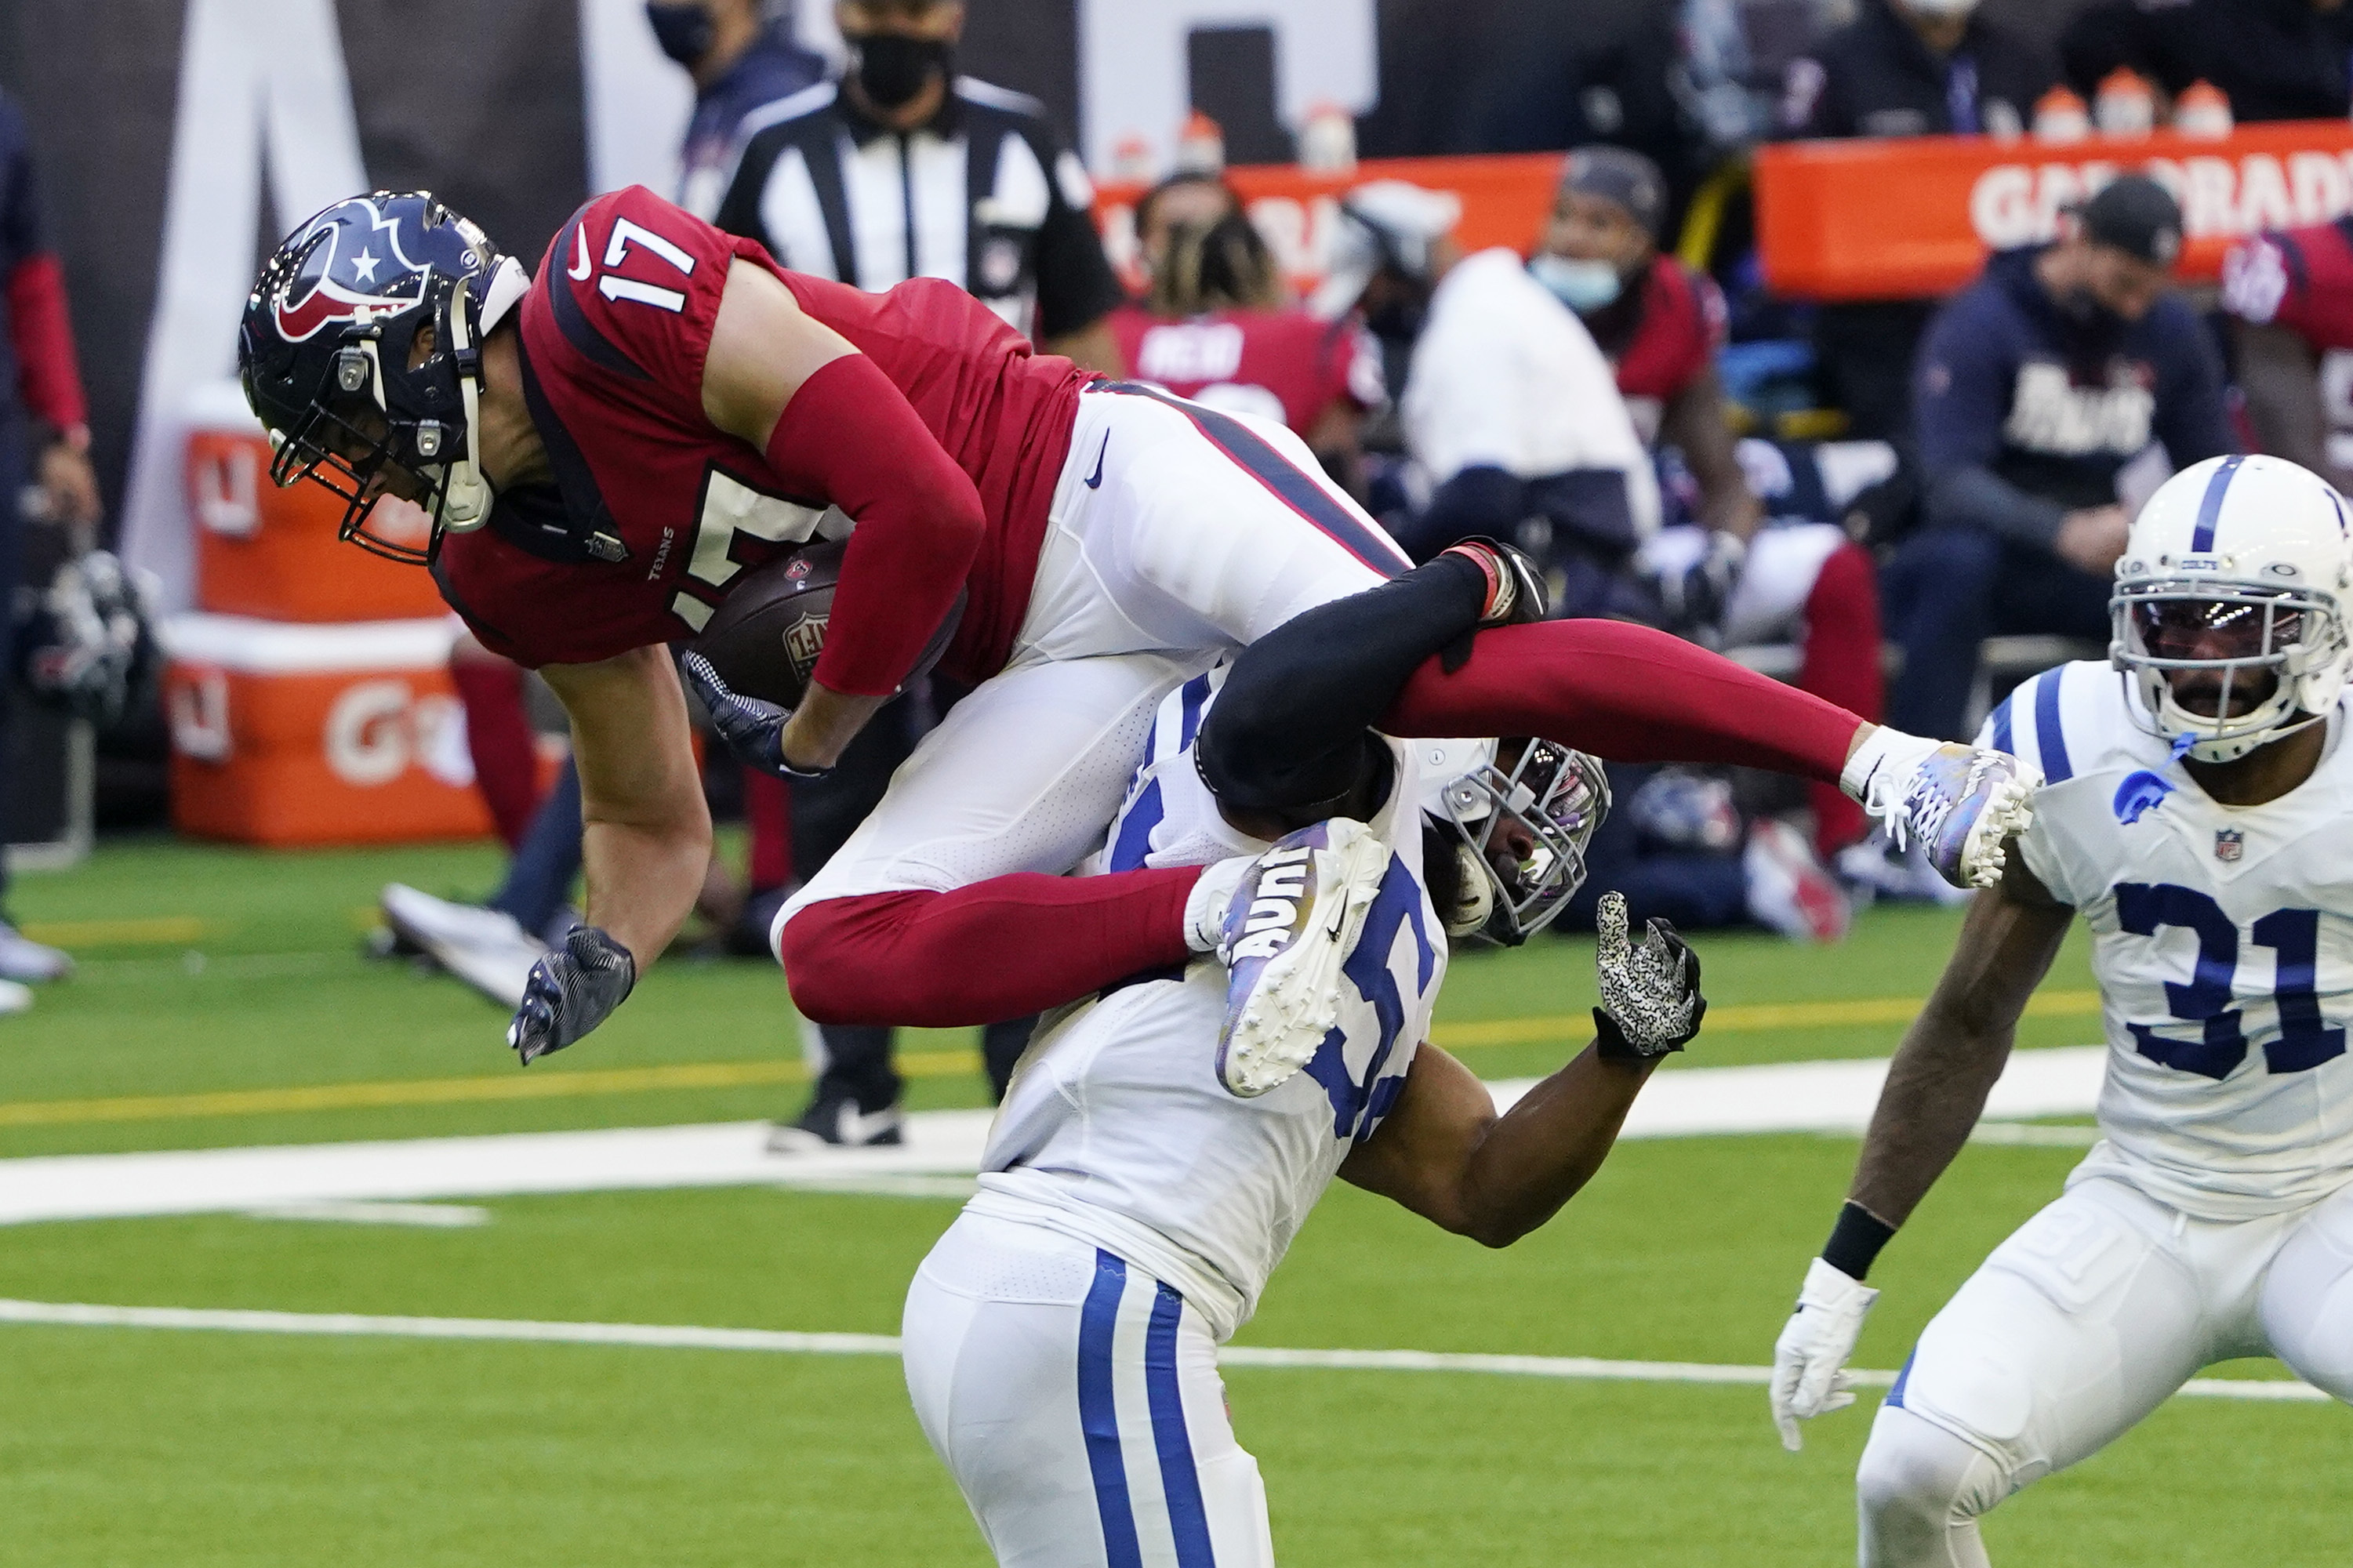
top-left (1, 839), bottom-right (2344, 1566)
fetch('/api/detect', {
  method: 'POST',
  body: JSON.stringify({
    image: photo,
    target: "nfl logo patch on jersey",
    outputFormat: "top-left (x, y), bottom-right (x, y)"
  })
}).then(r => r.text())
top-left (2214, 827), bottom-right (2245, 862)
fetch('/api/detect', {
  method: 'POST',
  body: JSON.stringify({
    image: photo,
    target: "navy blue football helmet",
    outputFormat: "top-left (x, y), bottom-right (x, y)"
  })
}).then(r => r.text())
top-left (238, 192), bottom-right (528, 564)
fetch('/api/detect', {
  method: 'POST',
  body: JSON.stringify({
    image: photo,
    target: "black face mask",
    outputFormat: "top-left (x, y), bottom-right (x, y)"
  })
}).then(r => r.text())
top-left (645, 2), bottom-right (715, 67)
top-left (851, 33), bottom-right (953, 111)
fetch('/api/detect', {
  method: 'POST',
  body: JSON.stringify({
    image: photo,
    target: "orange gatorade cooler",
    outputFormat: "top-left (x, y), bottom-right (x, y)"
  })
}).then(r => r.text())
top-left (162, 614), bottom-right (493, 847)
top-left (183, 381), bottom-right (449, 623)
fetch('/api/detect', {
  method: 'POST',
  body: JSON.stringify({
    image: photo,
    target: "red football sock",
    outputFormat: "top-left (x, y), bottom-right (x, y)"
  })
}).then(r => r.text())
top-left (449, 657), bottom-right (541, 850)
top-left (1798, 543), bottom-right (1883, 855)
top-left (743, 768), bottom-right (793, 892)
top-left (1382, 618), bottom-right (1864, 783)
top-left (779, 868), bottom-right (1204, 1028)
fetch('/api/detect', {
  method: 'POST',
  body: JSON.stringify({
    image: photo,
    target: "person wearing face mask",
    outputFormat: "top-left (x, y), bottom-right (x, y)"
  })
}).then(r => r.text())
top-left (647, 1), bottom-right (826, 221)
top-left (706, 0), bottom-right (1125, 1146)
top-left (1883, 176), bottom-right (2236, 750)
top-left (1537, 146), bottom-right (1884, 873)
top-left (1783, 0), bottom-right (2054, 445)
top-left (1328, 181), bottom-right (1661, 622)
top-left (715, 0), bottom-right (1124, 376)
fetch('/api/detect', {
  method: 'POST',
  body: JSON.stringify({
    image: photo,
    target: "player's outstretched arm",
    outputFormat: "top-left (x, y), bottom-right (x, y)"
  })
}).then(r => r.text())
top-left (510, 648), bottom-right (713, 1063)
top-left (700, 259), bottom-right (985, 771)
top-left (1338, 1040), bottom-right (1655, 1248)
top-left (1340, 895), bottom-right (1704, 1247)
top-left (1769, 864), bottom-right (2072, 1449)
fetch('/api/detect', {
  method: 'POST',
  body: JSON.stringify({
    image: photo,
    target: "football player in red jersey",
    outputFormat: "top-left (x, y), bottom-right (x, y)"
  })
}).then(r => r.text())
top-left (2221, 219), bottom-right (2353, 495)
top-left (1535, 146), bottom-right (1884, 862)
top-left (1107, 178), bottom-right (1385, 495)
top-left (238, 188), bottom-right (2035, 1065)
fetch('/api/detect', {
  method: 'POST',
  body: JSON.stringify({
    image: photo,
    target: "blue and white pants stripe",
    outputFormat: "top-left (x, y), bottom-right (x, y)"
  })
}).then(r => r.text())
top-left (904, 1210), bottom-right (1275, 1567)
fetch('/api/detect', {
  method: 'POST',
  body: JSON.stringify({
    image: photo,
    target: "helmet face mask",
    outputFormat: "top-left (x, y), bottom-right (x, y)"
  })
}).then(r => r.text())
top-left (1426, 739), bottom-right (1610, 946)
top-left (2109, 455), bottom-right (2353, 764)
top-left (240, 193), bottom-right (520, 565)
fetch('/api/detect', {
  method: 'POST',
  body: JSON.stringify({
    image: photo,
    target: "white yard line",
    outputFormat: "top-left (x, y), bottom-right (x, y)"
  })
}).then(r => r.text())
top-left (0, 1298), bottom-right (2322, 1403)
top-left (0, 1051), bottom-right (2111, 1226)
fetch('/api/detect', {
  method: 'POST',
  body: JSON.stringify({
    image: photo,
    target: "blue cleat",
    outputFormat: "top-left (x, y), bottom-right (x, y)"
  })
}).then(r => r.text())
top-left (1864, 743), bottom-right (2039, 891)
top-left (1215, 818), bottom-right (1391, 1098)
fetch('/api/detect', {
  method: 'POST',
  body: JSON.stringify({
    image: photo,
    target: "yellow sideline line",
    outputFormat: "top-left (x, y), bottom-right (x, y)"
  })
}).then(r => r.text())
top-left (0, 991), bottom-right (2104, 1131)
top-left (16, 916), bottom-right (217, 947)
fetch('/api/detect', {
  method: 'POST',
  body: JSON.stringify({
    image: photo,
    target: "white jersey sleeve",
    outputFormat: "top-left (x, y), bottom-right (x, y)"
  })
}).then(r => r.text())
top-left (1976, 662), bottom-right (2353, 1219)
top-left (975, 673), bottom-right (1448, 1338)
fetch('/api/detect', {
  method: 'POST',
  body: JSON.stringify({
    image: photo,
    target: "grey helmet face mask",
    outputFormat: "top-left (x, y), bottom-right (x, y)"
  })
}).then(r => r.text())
top-left (1420, 738), bottom-right (1611, 946)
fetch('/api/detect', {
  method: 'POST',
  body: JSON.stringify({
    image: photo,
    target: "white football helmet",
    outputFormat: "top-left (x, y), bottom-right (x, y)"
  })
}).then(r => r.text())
top-left (2111, 453), bottom-right (2353, 763)
top-left (1415, 736), bottom-right (1610, 944)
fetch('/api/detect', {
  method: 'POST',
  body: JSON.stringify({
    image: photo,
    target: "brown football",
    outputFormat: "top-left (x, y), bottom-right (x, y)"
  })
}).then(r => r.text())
top-left (684, 538), bottom-right (965, 707)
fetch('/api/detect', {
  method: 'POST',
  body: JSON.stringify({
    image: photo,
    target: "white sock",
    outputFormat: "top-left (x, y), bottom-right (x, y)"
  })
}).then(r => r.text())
top-left (1185, 857), bottom-right (1255, 953)
top-left (1840, 725), bottom-right (1938, 804)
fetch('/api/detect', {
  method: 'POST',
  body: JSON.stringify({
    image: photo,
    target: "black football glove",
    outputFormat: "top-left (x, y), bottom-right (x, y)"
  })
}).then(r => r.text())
top-left (1591, 891), bottom-right (1706, 1060)
top-left (677, 651), bottom-right (829, 781)
top-left (508, 925), bottom-right (637, 1065)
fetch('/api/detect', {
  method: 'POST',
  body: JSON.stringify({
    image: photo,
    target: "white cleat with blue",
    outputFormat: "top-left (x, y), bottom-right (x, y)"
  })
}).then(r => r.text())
top-left (1851, 734), bottom-right (2040, 891)
top-left (1215, 818), bottom-right (1391, 1098)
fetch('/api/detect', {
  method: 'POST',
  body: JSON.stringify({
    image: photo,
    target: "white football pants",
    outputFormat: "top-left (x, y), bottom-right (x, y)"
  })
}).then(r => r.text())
top-left (904, 1209), bottom-right (1276, 1568)
top-left (776, 386), bottom-right (1404, 938)
top-left (1857, 1173), bottom-right (2353, 1567)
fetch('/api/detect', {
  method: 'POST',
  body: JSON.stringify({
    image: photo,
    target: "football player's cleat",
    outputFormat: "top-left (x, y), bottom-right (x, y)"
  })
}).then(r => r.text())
top-left (1440, 536), bottom-right (1550, 626)
top-left (0, 920), bottom-right (72, 984)
top-left (1742, 819), bottom-right (1851, 943)
top-left (1858, 741), bottom-right (2039, 891)
top-left (767, 1091), bottom-right (906, 1152)
top-left (1215, 818), bottom-right (1392, 1098)
top-left (381, 884), bottom-right (546, 1010)
top-left (0, 978), bottom-right (31, 1016)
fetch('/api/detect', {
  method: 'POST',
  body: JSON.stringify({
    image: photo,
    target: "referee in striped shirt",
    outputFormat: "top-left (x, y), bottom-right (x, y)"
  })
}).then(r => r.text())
top-left (715, 0), bottom-right (1126, 374)
top-left (714, 0), bottom-right (1121, 1148)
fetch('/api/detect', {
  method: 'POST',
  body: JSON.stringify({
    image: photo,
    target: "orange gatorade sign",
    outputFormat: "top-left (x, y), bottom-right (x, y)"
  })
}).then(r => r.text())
top-left (163, 615), bottom-right (493, 847)
top-left (1756, 120), bottom-right (2353, 300)
top-left (1095, 152), bottom-right (1562, 301)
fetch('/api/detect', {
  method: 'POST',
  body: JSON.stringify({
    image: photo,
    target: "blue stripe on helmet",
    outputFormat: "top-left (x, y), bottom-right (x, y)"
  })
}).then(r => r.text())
top-left (2188, 453), bottom-right (2246, 553)
top-left (1144, 1283), bottom-right (1218, 1566)
top-left (1078, 1252), bottom-right (1144, 1568)
top-left (2032, 667), bottom-right (2073, 783)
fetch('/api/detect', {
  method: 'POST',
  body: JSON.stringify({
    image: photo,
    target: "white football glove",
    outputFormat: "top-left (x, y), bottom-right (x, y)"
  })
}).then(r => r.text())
top-left (1770, 1256), bottom-right (1879, 1452)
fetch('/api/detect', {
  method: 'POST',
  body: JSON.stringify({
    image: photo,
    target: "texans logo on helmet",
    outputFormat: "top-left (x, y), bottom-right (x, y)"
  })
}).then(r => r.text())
top-left (265, 196), bottom-right (478, 343)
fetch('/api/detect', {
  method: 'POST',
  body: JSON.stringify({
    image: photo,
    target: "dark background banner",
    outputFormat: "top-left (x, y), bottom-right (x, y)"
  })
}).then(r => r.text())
top-left (0, 0), bottom-right (2082, 575)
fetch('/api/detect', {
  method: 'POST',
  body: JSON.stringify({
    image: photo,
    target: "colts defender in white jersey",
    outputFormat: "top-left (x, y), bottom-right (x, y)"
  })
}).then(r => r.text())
top-left (899, 548), bottom-right (1710, 1568)
top-left (1767, 455), bottom-right (2353, 1565)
